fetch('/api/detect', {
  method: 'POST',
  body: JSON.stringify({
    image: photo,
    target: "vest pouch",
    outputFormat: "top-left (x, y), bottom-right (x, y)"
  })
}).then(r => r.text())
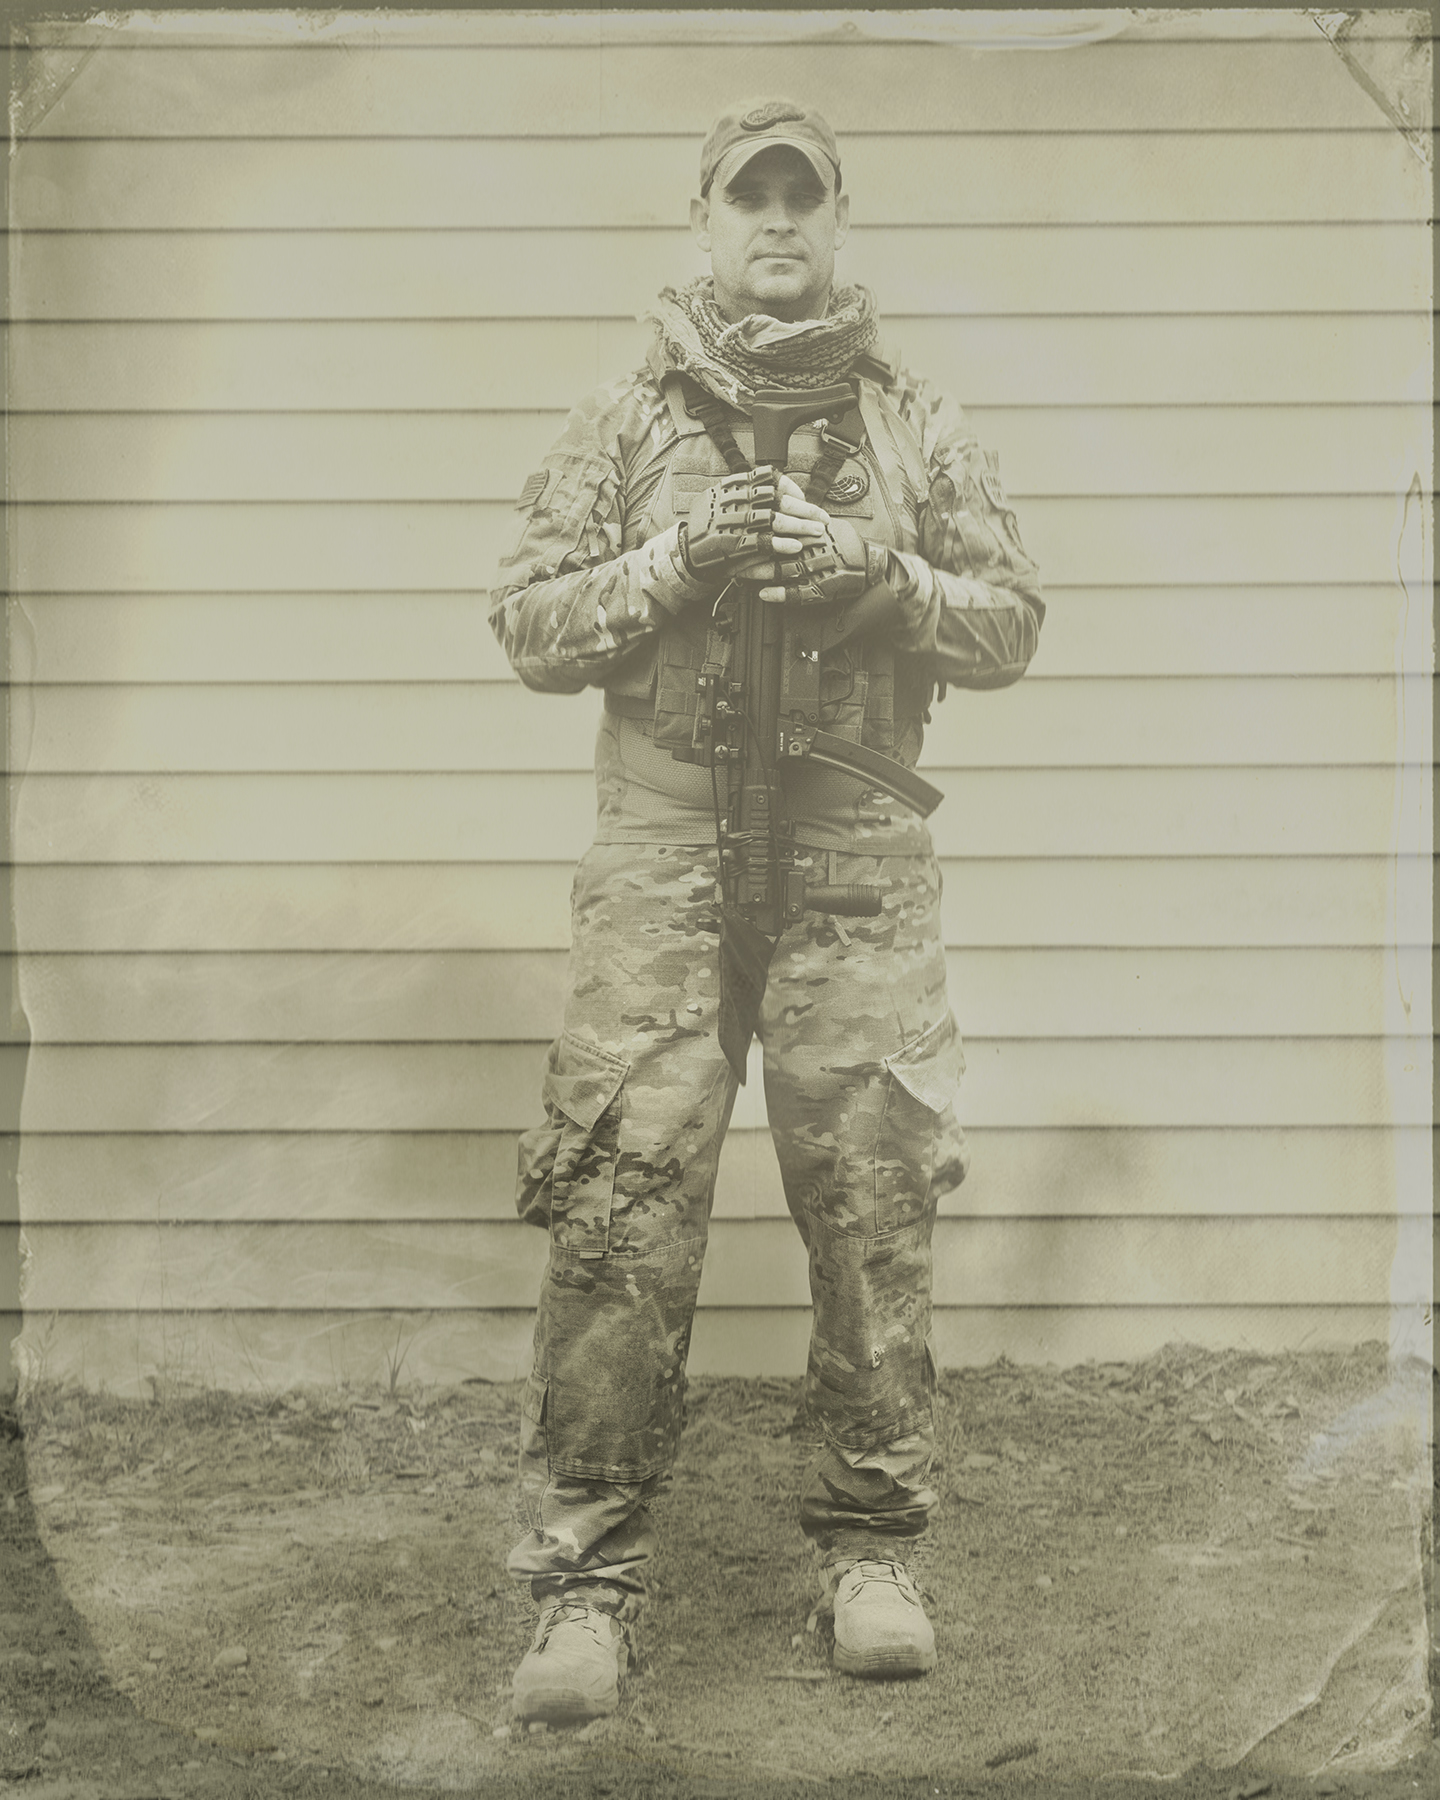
top-left (816, 660), bottom-right (868, 746)
top-left (859, 655), bottom-right (896, 756)
top-left (653, 613), bottom-right (726, 762)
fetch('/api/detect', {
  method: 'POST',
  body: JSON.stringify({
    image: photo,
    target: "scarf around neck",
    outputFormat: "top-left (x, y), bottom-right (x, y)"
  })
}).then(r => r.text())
top-left (644, 277), bottom-right (880, 411)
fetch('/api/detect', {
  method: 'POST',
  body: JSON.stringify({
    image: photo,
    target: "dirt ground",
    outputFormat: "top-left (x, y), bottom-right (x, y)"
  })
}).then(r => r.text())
top-left (2, 1342), bottom-right (1435, 1800)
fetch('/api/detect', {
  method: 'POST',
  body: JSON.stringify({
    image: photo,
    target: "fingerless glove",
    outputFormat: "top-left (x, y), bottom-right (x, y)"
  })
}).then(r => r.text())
top-left (680, 470), bottom-right (778, 580)
top-left (769, 520), bottom-right (892, 606)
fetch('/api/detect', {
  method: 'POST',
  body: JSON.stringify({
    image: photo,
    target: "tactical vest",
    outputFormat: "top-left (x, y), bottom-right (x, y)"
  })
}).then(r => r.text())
top-left (604, 372), bottom-right (937, 770)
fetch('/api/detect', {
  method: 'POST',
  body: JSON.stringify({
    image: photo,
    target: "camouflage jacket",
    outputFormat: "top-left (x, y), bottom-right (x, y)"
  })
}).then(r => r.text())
top-left (491, 337), bottom-right (1042, 687)
top-left (488, 334), bottom-right (1045, 848)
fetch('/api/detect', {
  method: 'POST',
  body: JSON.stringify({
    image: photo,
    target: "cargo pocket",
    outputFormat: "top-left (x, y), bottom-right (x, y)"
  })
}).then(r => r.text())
top-left (875, 1012), bottom-right (967, 1230)
top-left (515, 1032), bottom-right (629, 1259)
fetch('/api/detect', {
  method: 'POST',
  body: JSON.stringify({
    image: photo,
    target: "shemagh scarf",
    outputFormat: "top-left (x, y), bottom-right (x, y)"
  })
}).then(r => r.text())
top-left (644, 277), bottom-right (879, 412)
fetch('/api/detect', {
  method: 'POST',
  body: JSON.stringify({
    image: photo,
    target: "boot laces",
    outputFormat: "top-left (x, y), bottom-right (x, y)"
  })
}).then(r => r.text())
top-left (844, 1559), bottom-right (920, 1601)
top-left (535, 1598), bottom-right (617, 1651)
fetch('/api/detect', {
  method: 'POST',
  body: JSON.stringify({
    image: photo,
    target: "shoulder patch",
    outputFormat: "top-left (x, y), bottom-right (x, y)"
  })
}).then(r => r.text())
top-left (979, 470), bottom-right (1008, 511)
top-left (516, 469), bottom-right (554, 512)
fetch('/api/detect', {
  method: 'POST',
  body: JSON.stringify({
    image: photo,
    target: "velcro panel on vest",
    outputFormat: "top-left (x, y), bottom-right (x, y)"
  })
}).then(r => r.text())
top-left (659, 375), bottom-right (877, 522)
top-left (667, 427), bottom-right (876, 521)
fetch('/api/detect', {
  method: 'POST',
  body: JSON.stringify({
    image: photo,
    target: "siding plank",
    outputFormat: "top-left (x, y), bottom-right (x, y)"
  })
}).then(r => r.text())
top-left (11, 769), bottom-right (1416, 863)
top-left (16, 1040), bottom-right (1428, 1132)
top-left (13, 317), bottom-right (1428, 410)
top-left (18, 1126), bottom-right (1420, 1224)
top-left (1035, 589), bottom-right (1419, 680)
top-left (17, 1215), bottom-right (1401, 1311)
top-left (15, 588), bottom-right (1419, 683)
top-left (28, 40), bottom-right (1387, 138)
top-left (16, 947), bottom-right (1419, 1043)
top-left (10, 496), bottom-right (1413, 590)
top-left (10, 407), bottom-right (1428, 501)
top-left (15, 678), bottom-right (1409, 774)
top-left (14, 225), bottom-right (1429, 321)
top-left (15, 858), bottom-right (1425, 953)
top-left (15, 132), bottom-right (1428, 229)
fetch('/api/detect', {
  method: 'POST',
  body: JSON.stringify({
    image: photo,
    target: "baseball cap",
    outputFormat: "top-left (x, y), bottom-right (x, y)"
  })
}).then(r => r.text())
top-left (699, 97), bottom-right (841, 197)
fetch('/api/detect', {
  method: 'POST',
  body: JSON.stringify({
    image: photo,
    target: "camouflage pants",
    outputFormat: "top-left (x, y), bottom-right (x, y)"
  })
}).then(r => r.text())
top-left (507, 841), bottom-right (968, 1621)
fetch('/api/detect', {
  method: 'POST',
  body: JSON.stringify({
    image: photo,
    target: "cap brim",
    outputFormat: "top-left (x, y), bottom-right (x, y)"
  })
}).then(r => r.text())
top-left (709, 138), bottom-right (836, 193)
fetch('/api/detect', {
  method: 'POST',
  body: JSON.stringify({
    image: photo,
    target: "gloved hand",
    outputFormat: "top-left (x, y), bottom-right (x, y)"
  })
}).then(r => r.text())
top-left (761, 517), bottom-right (891, 606)
top-left (680, 469), bottom-right (778, 582)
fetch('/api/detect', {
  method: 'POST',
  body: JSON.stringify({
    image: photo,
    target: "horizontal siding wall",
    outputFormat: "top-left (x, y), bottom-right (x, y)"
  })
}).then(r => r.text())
top-left (11, 225), bottom-right (1430, 316)
top-left (8, 316), bottom-right (1430, 408)
top-left (7, 11), bottom-right (1432, 1396)
top-left (10, 407), bottom-right (1431, 497)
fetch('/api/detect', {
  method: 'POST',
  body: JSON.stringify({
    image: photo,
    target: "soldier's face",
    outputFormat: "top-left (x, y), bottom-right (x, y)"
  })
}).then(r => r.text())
top-left (690, 146), bottom-right (850, 323)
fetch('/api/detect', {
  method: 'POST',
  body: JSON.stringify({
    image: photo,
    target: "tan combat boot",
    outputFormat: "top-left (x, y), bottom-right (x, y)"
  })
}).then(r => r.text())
top-left (831, 1559), bottom-right (937, 1678)
top-left (511, 1597), bottom-right (629, 1725)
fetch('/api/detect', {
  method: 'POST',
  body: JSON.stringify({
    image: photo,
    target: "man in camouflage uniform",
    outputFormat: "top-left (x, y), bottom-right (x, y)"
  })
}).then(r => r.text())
top-left (489, 98), bottom-right (1043, 1724)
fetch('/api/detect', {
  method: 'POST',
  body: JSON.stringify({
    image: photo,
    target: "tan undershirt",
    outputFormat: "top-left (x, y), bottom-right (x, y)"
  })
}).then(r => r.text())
top-left (592, 710), bottom-right (932, 857)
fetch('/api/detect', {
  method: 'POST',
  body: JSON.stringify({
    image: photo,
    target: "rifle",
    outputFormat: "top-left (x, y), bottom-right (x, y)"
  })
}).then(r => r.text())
top-left (680, 383), bottom-right (945, 1082)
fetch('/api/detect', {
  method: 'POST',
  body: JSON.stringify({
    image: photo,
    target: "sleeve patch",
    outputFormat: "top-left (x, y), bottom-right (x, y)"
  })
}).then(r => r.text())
top-left (979, 470), bottom-right (1008, 511)
top-left (516, 469), bottom-right (554, 512)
